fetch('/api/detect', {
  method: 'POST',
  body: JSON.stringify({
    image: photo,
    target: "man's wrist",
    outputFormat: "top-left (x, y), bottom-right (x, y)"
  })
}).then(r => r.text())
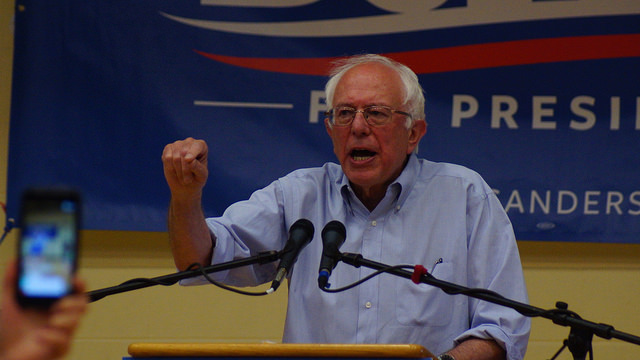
top-left (437, 354), bottom-right (455, 360)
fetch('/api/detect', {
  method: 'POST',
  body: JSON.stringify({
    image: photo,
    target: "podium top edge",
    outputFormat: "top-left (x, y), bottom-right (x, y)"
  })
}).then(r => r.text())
top-left (127, 343), bottom-right (434, 358)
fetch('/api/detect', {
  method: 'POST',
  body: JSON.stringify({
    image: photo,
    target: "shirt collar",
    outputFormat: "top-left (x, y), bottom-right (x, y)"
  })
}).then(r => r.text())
top-left (391, 153), bottom-right (420, 211)
top-left (338, 153), bottom-right (420, 213)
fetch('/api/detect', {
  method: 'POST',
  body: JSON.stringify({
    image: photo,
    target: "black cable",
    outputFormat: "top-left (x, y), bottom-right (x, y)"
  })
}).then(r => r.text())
top-left (321, 262), bottom-right (586, 323)
top-left (320, 265), bottom-right (415, 293)
top-left (187, 262), bottom-right (271, 296)
top-left (0, 201), bottom-right (15, 246)
top-left (116, 263), bottom-right (271, 297)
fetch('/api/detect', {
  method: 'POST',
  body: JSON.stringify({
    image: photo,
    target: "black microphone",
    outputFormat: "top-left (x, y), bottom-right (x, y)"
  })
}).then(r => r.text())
top-left (317, 220), bottom-right (346, 289)
top-left (269, 219), bottom-right (314, 292)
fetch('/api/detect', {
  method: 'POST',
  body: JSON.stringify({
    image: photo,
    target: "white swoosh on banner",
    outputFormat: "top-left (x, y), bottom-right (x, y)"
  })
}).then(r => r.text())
top-left (160, 1), bottom-right (640, 37)
top-left (200, 0), bottom-right (318, 7)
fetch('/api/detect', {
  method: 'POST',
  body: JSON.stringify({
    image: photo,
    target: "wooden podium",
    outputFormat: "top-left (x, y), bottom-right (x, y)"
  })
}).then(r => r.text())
top-left (125, 343), bottom-right (435, 360)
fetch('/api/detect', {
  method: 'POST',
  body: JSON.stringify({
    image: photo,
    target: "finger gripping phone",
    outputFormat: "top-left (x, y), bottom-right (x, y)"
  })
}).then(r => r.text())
top-left (16, 188), bottom-right (81, 308)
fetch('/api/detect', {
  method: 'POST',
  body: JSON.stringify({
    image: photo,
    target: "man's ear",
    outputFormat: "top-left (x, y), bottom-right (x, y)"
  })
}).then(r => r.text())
top-left (407, 119), bottom-right (427, 154)
top-left (324, 117), bottom-right (333, 137)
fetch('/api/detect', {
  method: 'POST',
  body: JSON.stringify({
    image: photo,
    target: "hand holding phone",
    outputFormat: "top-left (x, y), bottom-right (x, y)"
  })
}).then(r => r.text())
top-left (16, 188), bottom-right (80, 308)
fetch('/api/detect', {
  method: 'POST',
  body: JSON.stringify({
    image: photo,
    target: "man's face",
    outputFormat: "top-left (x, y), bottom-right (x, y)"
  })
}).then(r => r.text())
top-left (325, 63), bottom-right (426, 199)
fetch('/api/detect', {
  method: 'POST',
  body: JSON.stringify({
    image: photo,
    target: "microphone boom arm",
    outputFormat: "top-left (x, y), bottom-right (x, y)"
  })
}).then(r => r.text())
top-left (87, 250), bottom-right (279, 303)
top-left (337, 252), bottom-right (640, 351)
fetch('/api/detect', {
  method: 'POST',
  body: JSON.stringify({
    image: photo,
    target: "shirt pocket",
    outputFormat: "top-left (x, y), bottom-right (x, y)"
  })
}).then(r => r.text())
top-left (395, 262), bottom-right (454, 327)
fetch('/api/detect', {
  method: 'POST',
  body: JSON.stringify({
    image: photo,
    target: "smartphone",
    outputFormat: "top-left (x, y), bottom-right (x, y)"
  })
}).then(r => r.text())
top-left (16, 188), bottom-right (81, 308)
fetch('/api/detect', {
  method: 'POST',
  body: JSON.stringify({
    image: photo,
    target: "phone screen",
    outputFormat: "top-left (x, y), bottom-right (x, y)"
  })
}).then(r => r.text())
top-left (17, 189), bottom-right (80, 307)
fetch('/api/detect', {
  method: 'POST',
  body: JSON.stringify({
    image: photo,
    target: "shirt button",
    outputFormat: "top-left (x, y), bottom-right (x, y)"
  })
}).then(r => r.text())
top-left (371, 220), bottom-right (377, 226)
top-left (365, 301), bottom-right (372, 309)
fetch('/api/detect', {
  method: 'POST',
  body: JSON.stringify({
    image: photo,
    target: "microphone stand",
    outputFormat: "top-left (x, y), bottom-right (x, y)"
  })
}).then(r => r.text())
top-left (334, 252), bottom-right (640, 360)
top-left (87, 250), bottom-right (279, 303)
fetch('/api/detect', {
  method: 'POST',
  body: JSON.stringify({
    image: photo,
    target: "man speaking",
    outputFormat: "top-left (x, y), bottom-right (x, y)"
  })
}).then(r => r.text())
top-left (161, 54), bottom-right (530, 360)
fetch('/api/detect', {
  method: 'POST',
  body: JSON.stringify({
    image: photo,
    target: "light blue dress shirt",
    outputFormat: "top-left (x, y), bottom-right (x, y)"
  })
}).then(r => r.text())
top-left (201, 154), bottom-right (530, 359)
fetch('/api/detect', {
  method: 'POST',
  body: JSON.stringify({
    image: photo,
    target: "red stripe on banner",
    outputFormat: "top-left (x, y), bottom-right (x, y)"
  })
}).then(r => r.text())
top-left (195, 34), bottom-right (640, 75)
top-left (194, 50), bottom-right (340, 76)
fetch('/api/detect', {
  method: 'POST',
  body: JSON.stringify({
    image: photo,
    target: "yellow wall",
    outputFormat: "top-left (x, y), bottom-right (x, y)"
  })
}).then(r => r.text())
top-left (1, 2), bottom-right (639, 359)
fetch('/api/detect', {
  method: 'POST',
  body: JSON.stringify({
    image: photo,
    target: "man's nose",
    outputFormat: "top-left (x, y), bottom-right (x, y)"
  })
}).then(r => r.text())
top-left (351, 111), bottom-right (371, 134)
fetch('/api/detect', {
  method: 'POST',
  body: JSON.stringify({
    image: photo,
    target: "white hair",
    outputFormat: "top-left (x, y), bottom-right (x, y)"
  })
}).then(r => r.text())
top-left (324, 54), bottom-right (426, 128)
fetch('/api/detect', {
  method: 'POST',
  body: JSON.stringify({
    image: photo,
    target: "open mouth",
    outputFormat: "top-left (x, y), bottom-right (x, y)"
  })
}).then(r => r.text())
top-left (351, 149), bottom-right (376, 161)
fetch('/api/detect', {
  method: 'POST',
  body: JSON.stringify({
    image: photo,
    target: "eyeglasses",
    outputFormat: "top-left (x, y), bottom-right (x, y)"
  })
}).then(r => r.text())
top-left (325, 105), bottom-right (413, 127)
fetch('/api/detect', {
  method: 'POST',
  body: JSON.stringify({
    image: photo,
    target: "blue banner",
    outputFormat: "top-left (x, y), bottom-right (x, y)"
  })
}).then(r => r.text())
top-left (8, 1), bottom-right (640, 243)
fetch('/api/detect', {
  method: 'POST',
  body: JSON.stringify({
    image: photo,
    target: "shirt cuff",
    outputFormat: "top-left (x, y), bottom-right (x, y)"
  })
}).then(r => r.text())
top-left (453, 324), bottom-right (525, 360)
